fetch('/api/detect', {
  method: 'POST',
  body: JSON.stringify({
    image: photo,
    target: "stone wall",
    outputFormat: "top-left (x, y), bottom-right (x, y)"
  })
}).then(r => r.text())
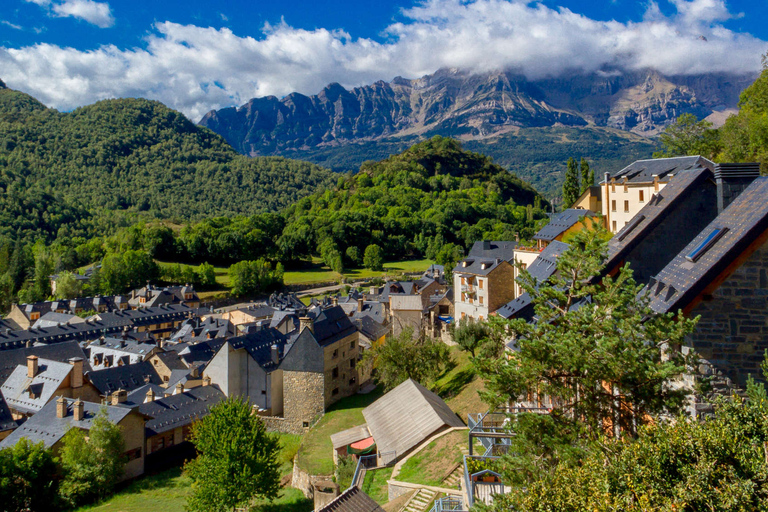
top-left (260, 415), bottom-right (309, 435)
top-left (687, 236), bottom-right (768, 415)
top-left (283, 370), bottom-right (325, 428)
top-left (292, 457), bottom-right (334, 498)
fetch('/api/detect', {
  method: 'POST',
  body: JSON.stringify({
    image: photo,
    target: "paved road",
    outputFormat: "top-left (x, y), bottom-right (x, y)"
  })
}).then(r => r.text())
top-left (295, 281), bottom-right (366, 298)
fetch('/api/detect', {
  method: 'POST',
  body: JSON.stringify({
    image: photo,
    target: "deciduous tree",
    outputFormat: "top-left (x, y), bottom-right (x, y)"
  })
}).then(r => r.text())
top-left (0, 438), bottom-right (60, 512)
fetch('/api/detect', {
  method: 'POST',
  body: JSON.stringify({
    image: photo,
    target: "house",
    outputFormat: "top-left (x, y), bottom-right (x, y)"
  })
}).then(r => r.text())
top-left (390, 295), bottom-right (424, 338)
top-left (221, 304), bottom-right (276, 326)
top-left (128, 284), bottom-right (200, 309)
top-left (204, 328), bottom-right (288, 415)
top-left (175, 338), bottom-right (226, 372)
top-left (5, 295), bottom-right (130, 330)
top-left (496, 241), bottom-right (569, 321)
top-left (32, 312), bottom-right (86, 329)
top-left (532, 209), bottom-right (596, 250)
top-left (169, 316), bottom-right (234, 344)
top-left (603, 163), bottom-right (759, 284)
top-left (87, 360), bottom-right (164, 396)
top-left (1, 356), bottom-right (101, 419)
top-left (643, 176), bottom-right (768, 416)
top-left (599, 156), bottom-right (716, 233)
top-left (0, 341), bottom-right (91, 383)
top-left (331, 379), bottom-right (464, 466)
top-left (147, 351), bottom-right (189, 383)
top-left (269, 311), bottom-right (300, 335)
top-left (0, 397), bottom-right (146, 480)
top-left (453, 241), bottom-right (517, 323)
top-left (423, 264), bottom-right (446, 284)
top-left (280, 307), bottom-right (360, 429)
top-left (84, 337), bottom-right (161, 370)
top-left (139, 383), bottom-right (225, 466)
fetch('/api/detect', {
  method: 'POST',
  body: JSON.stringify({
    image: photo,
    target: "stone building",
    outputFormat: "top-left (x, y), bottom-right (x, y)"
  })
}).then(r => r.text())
top-left (453, 241), bottom-right (517, 323)
top-left (645, 176), bottom-right (768, 416)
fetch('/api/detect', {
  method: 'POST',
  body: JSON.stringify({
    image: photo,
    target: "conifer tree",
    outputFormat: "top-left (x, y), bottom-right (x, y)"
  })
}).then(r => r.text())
top-left (579, 158), bottom-right (593, 194)
top-left (562, 157), bottom-right (580, 207)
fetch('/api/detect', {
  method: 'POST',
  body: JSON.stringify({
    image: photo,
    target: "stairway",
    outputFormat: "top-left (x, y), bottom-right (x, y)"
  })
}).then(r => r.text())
top-left (404, 488), bottom-right (438, 512)
top-left (442, 467), bottom-right (463, 489)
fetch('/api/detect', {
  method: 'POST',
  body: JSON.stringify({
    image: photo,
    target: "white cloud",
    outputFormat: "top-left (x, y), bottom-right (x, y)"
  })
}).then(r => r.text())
top-left (25, 0), bottom-right (114, 28)
top-left (1, 20), bottom-right (23, 30)
top-left (1, 0), bottom-right (765, 121)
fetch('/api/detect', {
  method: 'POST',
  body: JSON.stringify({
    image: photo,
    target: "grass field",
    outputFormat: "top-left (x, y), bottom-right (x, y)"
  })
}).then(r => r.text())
top-left (396, 430), bottom-right (468, 487)
top-left (432, 347), bottom-right (487, 422)
top-left (361, 468), bottom-right (393, 505)
top-left (76, 434), bottom-right (308, 512)
top-left (296, 386), bottom-right (385, 475)
top-left (284, 259), bottom-right (433, 286)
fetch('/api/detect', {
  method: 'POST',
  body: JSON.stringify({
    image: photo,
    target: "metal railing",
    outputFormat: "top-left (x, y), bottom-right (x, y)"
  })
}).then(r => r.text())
top-left (462, 455), bottom-right (503, 509)
top-left (349, 454), bottom-right (377, 490)
top-left (428, 496), bottom-right (466, 512)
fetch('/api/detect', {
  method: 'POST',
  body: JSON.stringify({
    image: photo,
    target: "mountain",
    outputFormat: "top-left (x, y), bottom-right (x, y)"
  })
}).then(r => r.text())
top-left (199, 68), bottom-right (755, 157)
top-left (0, 85), bottom-right (335, 244)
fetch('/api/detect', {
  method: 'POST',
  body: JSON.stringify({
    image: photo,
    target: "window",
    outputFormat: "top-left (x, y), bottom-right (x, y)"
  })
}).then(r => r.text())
top-left (685, 228), bottom-right (728, 262)
top-left (350, 359), bottom-right (356, 369)
top-left (624, 200), bottom-right (629, 212)
top-left (461, 293), bottom-right (466, 302)
top-left (461, 277), bottom-right (465, 285)
top-left (261, 390), bottom-right (267, 395)
top-left (611, 200), bottom-right (617, 212)
top-left (349, 378), bottom-right (356, 386)
top-left (332, 367), bottom-right (339, 378)
top-left (479, 315), bottom-right (484, 321)
top-left (478, 279), bottom-right (483, 290)
top-left (124, 448), bottom-right (141, 461)
top-left (479, 296), bottom-right (484, 305)
top-left (612, 221), bottom-right (617, 231)
top-left (611, 184), bottom-right (615, 192)
top-left (617, 215), bottom-right (645, 242)
top-left (350, 341), bottom-right (354, 350)
top-left (639, 190), bottom-right (645, 202)
top-left (332, 349), bottom-right (338, 359)
top-left (332, 388), bottom-right (339, 396)
top-left (303, 422), bottom-right (310, 428)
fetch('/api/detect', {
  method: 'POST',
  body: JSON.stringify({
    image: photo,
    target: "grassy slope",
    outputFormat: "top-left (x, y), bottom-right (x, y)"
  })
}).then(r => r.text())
top-left (396, 430), bottom-right (468, 487)
top-left (296, 387), bottom-right (385, 475)
top-left (433, 347), bottom-right (487, 422)
top-left (361, 468), bottom-right (393, 505)
top-left (76, 433), bottom-right (307, 512)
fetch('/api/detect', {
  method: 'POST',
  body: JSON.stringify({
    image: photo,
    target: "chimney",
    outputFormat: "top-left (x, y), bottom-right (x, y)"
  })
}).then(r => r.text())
top-left (271, 344), bottom-right (280, 365)
top-left (111, 388), bottom-right (127, 405)
top-left (369, 286), bottom-right (376, 296)
top-left (157, 339), bottom-right (164, 349)
top-left (203, 375), bottom-right (211, 387)
top-left (190, 366), bottom-right (199, 378)
top-left (357, 298), bottom-right (364, 313)
top-left (175, 382), bottom-right (184, 395)
top-left (715, 163), bottom-right (760, 213)
top-left (69, 357), bottom-right (84, 389)
top-left (145, 388), bottom-right (156, 403)
top-left (332, 297), bottom-right (338, 307)
top-left (25, 340), bottom-right (31, 348)
top-left (56, 396), bottom-right (67, 418)
top-left (131, 289), bottom-right (136, 300)
top-left (27, 355), bottom-right (38, 378)
top-left (652, 174), bottom-right (659, 192)
top-left (73, 399), bottom-right (84, 421)
top-left (299, 317), bottom-right (314, 334)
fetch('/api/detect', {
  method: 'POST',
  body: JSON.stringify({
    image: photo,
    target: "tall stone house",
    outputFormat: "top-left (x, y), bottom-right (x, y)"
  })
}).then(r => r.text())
top-left (453, 241), bottom-right (517, 323)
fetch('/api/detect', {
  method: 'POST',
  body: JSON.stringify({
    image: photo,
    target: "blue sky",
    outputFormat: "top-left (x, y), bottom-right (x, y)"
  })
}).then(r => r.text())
top-left (1, 0), bottom-right (766, 120)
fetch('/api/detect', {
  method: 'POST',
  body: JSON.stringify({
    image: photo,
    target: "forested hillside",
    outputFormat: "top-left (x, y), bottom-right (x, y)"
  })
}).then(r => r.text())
top-left (0, 86), bottom-right (335, 244)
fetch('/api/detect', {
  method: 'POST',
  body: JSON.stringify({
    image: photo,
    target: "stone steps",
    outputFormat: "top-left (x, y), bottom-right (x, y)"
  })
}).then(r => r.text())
top-left (404, 488), bottom-right (438, 512)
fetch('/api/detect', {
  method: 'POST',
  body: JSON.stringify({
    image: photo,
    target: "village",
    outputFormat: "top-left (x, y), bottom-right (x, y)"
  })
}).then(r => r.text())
top-left (0, 153), bottom-right (766, 511)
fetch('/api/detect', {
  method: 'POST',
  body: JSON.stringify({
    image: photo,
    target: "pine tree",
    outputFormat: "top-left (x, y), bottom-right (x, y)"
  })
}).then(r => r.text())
top-left (579, 158), bottom-right (593, 194)
top-left (562, 157), bottom-right (580, 207)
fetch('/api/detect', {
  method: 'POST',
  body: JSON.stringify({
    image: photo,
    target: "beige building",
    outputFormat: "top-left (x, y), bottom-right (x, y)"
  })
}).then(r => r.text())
top-left (453, 241), bottom-right (517, 323)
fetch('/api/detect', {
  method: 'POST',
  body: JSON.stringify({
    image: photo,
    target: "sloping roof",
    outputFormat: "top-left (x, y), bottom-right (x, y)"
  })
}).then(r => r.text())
top-left (0, 341), bottom-right (91, 383)
top-left (139, 385), bottom-right (225, 436)
top-left (310, 306), bottom-right (358, 347)
top-left (362, 379), bottom-right (464, 457)
top-left (605, 166), bottom-right (715, 272)
top-left (32, 312), bottom-right (85, 329)
top-left (607, 156), bottom-right (715, 183)
top-left (353, 316), bottom-right (389, 344)
top-left (0, 392), bottom-right (17, 432)
top-left (496, 241), bottom-right (569, 319)
top-left (270, 311), bottom-right (299, 331)
top-left (467, 241), bottom-right (516, 260)
top-left (330, 424), bottom-right (371, 450)
top-left (452, 257), bottom-right (510, 276)
top-left (1, 358), bottom-right (73, 415)
top-left (88, 360), bottom-right (164, 395)
top-left (534, 209), bottom-right (594, 242)
top-left (0, 398), bottom-right (132, 449)
top-left (390, 295), bottom-right (424, 312)
top-left (315, 487), bottom-right (385, 512)
top-left (228, 328), bottom-right (287, 371)
top-left (152, 351), bottom-right (188, 371)
top-left (178, 338), bottom-right (226, 369)
top-left (647, 177), bottom-right (768, 314)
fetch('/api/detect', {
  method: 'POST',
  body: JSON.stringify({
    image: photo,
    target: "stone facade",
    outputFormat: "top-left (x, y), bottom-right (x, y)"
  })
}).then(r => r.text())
top-left (321, 332), bottom-right (360, 407)
top-left (283, 370), bottom-right (325, 429)
top-left (686, 236), bottom-right (768, 414)
top-left (454, 261), bottom-right (516, 322)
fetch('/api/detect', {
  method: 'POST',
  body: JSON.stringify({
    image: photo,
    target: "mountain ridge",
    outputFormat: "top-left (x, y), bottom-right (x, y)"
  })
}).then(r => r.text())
top-left (199, 68), bottom-right (755, 157)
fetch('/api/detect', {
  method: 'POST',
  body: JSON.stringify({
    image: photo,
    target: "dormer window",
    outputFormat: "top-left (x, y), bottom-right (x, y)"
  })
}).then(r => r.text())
top-left (685, 228), bottom-right (728, 262)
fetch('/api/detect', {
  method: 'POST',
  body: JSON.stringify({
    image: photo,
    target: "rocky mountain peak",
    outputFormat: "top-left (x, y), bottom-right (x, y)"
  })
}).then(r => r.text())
top-left (0, 79), bottom-right (6, 89)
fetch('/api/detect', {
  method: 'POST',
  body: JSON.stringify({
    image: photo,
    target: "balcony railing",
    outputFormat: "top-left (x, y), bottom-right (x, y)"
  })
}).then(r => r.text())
top-left (463, 455), bottom-right (507, 508)
top-left (428, 496), bottom-right (466, 512)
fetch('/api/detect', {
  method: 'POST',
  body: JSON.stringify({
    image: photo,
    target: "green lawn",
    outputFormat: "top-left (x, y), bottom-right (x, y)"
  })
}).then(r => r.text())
top-left (431, 346), bottom-right (486, 422)
top-left (296, 387), bottom-right (385, 475)
top-left (361, 468), bottom-right (393, 505)
top-left (76, 434), bottom-right (306, 512)
top-left (396, 430), bottom-right (468, 487)
top-left (284, 259), bottom-right (433, 286)
top-left (155, 260), bottom-right (231, 287)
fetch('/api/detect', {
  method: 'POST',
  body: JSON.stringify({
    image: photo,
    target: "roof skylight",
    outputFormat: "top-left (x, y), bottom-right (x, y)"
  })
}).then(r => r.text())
top-left (685, 227), bottom-right (729, 262)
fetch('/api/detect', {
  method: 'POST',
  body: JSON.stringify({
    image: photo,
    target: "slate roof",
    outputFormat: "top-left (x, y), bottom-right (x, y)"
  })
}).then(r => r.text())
top-left (269, 311), bottom-right (299, 331)
top-left (497, 242), bottom-right (569, 319)
top-left (390, 295), bottom-right (424, 312)
top-left (604, 166), bottom-right (714, 272)
top-left (534, 209), bottom-right (595, 242)
top-left (177, 338), bottom-right (226, 370)
top-left (0, 392), bottom-right (17, 433)
top-left (453, 257), bottom-right (510, 276)
top-left (227, 328), bottom-right (288, 371)
top-left (362, 379), bottom-right (464, 458)
top-left (1, 358), bottom-right (73, 415)
top-left (139, 385), bottom-right (225, 436)
top-left (646, 177), bottom-right (768, 314)
top-left (316, 486), bottom-right (385, 512)
top-left (353, 316), bottom-right (390, 345)
top-left (0, 341), bottom-right (91, 383)
top-left (309, 306), bottom-right (358, 347)
top-left (125, 383), bottom-right (167, 405)
top-left (607, 156), bottom-right (715, 183)
top-left (88, 360), bottom-right (164, 395)
top-left (0, 398), bottom-right (133, 449)
top-left (85, 338), bottom-right (158, 369)
top-left (152, 351), bottom-right (188, 371)
top-left (467, 241), bottom-right (516, 260)
top-left (32, 312), bottom-right (85, 329)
